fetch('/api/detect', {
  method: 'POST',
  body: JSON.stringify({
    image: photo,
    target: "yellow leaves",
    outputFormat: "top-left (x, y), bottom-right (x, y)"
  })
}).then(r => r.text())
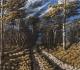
top-left (8, 11), bottom-right (19, 18)
top-left (0, 0), bottom-right (24, 9)
top-left (46, 1), bottom-right (78, 19)
top-left (77, 20), bottom-right (80, 24)
top-left (0, 3), bottom-right (9, 8)
top-left (48, 8), bottom-right (56, 17)
top-left (0, 1), bottom-right (18, 9)
top-left (65, 3), bottom-right (77, 9)
top-left (0, 11), bottom-right (20, 22)
top-left (0, 0), bottom-right (27, 24)
top-left (47, 7), bottom-right (63, 18)
top-left (0, 0), bottom-right (26, 22)
top-left (8, 0), bottom-right (25, 9)
top-left (78, 21), bottom-right (80, 24)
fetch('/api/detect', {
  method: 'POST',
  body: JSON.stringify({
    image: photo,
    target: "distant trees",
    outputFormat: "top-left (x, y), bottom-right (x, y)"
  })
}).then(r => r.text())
top-left (41, 1), bottom-right (80, 50)
top-left (1, 0), bottom-right (80, 51)
top-left (68, 21), bottom-right (80, 46)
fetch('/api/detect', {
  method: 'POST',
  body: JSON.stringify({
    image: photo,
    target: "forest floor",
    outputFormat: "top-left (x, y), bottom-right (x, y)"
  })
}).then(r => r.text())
top-left (45, 42), bottom-right (80, 69)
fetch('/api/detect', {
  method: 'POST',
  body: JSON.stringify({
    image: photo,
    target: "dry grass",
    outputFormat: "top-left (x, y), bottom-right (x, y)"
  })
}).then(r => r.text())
top-left (51, 43), bottom-right (80, 68)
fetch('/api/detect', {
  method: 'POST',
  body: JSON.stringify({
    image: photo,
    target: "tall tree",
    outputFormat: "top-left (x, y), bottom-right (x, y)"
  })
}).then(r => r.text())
top-left (0, 0), bottom-right (26, 69)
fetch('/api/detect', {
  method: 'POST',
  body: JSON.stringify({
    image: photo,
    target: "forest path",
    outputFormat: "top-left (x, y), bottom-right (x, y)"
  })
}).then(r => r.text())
top-left (42, 50), bottom-right (80, 70)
